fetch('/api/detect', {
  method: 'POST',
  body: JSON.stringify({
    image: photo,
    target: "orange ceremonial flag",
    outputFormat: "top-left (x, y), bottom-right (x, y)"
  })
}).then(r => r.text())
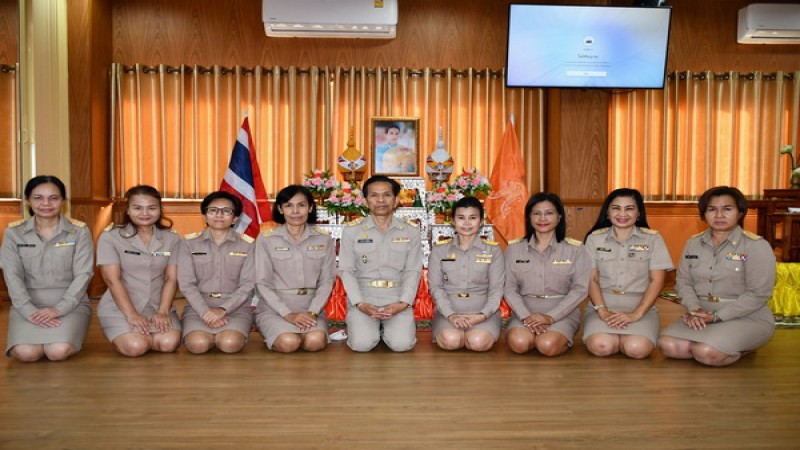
top-left (485, 119), bottom-right (529, 249)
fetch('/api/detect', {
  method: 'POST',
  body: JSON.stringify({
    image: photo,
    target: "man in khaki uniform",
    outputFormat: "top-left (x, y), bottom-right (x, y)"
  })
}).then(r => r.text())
top-left (339, 176), bottom-right (422, 352)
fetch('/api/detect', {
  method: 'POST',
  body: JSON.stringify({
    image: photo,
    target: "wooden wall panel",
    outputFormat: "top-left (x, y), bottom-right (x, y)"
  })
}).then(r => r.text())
top-left (111, 0), bottom-right (800, 71)
top-left (0, 0), bottom-right (17, 64)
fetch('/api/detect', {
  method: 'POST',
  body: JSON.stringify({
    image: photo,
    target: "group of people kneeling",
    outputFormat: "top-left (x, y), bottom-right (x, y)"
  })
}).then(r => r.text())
top-left (2, 175), bottom-right (776, 368)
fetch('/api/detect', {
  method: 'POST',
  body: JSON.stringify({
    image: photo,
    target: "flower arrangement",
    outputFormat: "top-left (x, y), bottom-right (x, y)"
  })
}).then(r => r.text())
top-left (451, 168), bottom-right (492, 198)
top-left (779, 145), bottom-right (800, 189)
top-left (324, 182), bottom-right (368, 219)
top-left (426, 184), bottom-right (464, 214)
top-left (302, 169), bottom-right (340, 200)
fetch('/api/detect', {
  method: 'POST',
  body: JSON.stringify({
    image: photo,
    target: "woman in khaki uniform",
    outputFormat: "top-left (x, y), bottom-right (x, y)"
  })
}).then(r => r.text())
top-left (504, 192), bottom-right (591, 357)
top-left (659, 186), bottom-right (776, 366)
top-left (583, 188), bottom-right (674, 359)
top-left (428, 196), bottom-right (504, 351)
top-left (97, 185), bottom-right (182, 357)
top-left (1, 176), bottom-right (93, 362)
top-left (254, 185), bottom-right (336, 353)
top-left (177, 191), bottom-right (255, 354)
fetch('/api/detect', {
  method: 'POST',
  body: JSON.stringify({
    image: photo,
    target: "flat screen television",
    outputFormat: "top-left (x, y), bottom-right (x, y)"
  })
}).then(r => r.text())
top-left (505, 4), bottom-right (672, 89)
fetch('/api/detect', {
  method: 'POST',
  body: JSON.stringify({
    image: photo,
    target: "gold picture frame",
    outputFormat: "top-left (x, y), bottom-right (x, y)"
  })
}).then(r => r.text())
top-left (371, 117), bottom-right (420, 176)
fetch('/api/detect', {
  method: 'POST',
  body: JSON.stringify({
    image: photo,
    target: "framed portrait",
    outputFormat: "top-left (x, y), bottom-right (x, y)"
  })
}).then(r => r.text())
top-left (371, 117), bottom-right (420, 176)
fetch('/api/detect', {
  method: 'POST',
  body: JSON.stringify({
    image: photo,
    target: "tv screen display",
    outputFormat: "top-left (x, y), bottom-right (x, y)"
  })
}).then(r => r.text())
top-left (506, 4), bottom-right (672, 89)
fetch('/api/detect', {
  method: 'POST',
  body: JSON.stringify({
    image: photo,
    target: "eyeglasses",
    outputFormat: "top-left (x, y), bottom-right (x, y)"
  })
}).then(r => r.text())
top-left (30, 195), bottom-right (63, 203)
top-left (206, 207), bottom-right (234, 216)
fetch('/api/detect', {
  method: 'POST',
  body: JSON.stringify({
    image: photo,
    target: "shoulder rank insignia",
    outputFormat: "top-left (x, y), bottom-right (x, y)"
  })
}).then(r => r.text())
top-left (639, 227), bottom-right (658, 235)
top-left (691, 231), bottom-right (704, 238)
top-left (184, 231), bottom-right (202, 240)
top-left (404, 217), bottom-right (420, 227)
top-left (346, 217), bottom-right (364, 226)
top-left (8, 219), bottom-right (25, 228)
top-left (67, 218), bottom-right (87, 228)
top-left (743, 230), bottom-right (762, 241)
top-left (435, 238), bottom-right (453, 246)
top-left (481, 238), bottom-right (499, 246)
top-left (507, 237), bottom-right (526, 245)
top-left (313, 226), bottom-right (330, 235)
top-left (591, 227), bottom-right (609, 235)
top-left (260, 229), bottom-right (274, 238)
top-left (240, 233), bottom-right (255, 244)
top-left (103, 223), bottom-right (115, 232)
top-left (167, 228), bottom-right (178, 234)
top-left (564, 237), bottom-right (582, 247)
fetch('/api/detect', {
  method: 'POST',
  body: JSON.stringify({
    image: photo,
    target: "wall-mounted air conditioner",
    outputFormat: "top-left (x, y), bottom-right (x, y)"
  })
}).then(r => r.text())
top-left (737, 3), bottom-right (800, 44)
top-left (263, 0), bottom-right (397, 39)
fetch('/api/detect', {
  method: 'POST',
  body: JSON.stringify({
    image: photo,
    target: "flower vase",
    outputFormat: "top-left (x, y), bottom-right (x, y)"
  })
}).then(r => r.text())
top-left (312, 192), bottom-right (326, 205)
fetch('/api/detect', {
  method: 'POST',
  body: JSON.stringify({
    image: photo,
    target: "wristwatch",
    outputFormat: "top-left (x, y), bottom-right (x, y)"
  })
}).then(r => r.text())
top-left (592, 304), bottom-right (607, 311)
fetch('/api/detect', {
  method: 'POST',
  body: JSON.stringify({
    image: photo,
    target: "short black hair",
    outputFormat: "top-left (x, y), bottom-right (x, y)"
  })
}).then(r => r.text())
top-left (272, 185), bottom-right (317, 224)
top-left (201, 191), bottom-right (243, 217)
top-left (24, 175), bottom-right (66, 216)
top-left (362, 175), bottom-right (401, 197)
top-left (524, 192), bottom-right (566, 243)
top-left (698, 186), bottom-right (747, 226)
top-left (451, 196), bottom-right (484, 221)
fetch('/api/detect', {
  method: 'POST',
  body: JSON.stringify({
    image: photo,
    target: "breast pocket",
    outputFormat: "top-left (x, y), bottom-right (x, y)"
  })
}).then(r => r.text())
top-left (19, 245), bottom-right (43, 273)
top-left (223, 253), bottom-right (248, 283)
top-left (52, 244), bottom-right (77, 279)
top-left (723, 258), bottom-right (745, 273)
top-left (191, 253), bottom-right (213, 279)
top-left (627, 251), bottom-right (653, 271)
top-left (387, 241), bottom-right (412, 270)
top-left (354, 241), bottom-right (378, 270)
top-left (550, 261), bottom-right (576, 276)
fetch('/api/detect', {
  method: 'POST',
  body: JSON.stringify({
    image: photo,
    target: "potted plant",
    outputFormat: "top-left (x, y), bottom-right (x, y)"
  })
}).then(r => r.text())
top-left (323, 182), bottom-right (368, 222)
top-left (451, 168), bottom-right (492, 199)
top-left (426, 184), bottom-right (463, 223)
top-left (779, 145), bottom-right (800, 189)
top-left (302, 169), bottom-right (340, 203)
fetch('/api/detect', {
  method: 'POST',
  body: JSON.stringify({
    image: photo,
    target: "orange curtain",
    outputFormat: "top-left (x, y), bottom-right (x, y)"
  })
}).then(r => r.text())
top-left (0, 65), bottom-right (18, 197)
top-left (111, 64), bottom-right (545, 199)
top-left (609, 71), bottom-right (800, 199)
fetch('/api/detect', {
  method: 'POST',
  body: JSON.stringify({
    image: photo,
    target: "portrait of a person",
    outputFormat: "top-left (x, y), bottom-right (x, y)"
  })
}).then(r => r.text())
top-left (373, 119), bottom-right (418, 175)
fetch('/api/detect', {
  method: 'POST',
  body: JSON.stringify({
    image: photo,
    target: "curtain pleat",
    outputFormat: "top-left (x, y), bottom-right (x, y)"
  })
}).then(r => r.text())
top-left (0, 65), bottom-right (18, 197)
top-left (111, 64), bottom-right (545, 199)
top-left (610, 71), bottom-right (800, 199)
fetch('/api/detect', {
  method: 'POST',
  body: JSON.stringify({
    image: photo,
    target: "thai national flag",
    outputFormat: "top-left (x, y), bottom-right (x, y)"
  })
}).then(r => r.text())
top-left (220, 117), bottom-right (271, 239)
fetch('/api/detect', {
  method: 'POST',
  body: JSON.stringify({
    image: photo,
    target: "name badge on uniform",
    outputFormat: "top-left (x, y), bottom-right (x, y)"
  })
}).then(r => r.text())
top-left (229, 252), bottom-right (248, 257)
top-left (442, 253), bottom-right (456, 262)
top-left (307, 245), bottom-right (325, 251)
top-left (191, 252), bottom-right (207, 256)
top-left (54, 241), bottom-right (76, 247)
top-left (726, 252), bottom-right (747, 262)
top-left (391, 237), bottom-right (410, 243)
top-left (515, 259), bottom-right (530, 264)
top-left (124, 250), bottom-right (141, 255)
top-left (685, 254), bottom-right (698, 259)
top-left (357, 239), bottom-right (373, 244)
top-left (274, 246), bottom-right (290, 251)
top-left (17, 243), bottom-right (36, 248)
top-left (152, 251), bottom-right (171, 257)
top-left (476, 252), bottom-right (493, 264)
top-left (628, 244), bottom-right (650, 252)
top-left (552, 259), bottom-right (573, 265)
top-left (596, 247), bottom-right (612, 252)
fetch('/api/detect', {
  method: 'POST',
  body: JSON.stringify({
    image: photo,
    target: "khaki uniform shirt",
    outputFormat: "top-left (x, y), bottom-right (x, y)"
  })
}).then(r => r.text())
top-left (676, 226), bottom-right (776, 322)
top-left (0, 216), bottom-right (94, 317)
top-left (97, 224), bottom-right (181, 314)
top-left (177, 229), bottom-right (255, 316)
top-left (585, 226), bottom-right (674, 293)
top-left (254, 225), bottom-right (336, 316)
top-left (339, 215), bottom-right (422, 307)
top-left (427, 236), bottom-right (505, 318)
top-left (504, 236), bottom-right (591, 321)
